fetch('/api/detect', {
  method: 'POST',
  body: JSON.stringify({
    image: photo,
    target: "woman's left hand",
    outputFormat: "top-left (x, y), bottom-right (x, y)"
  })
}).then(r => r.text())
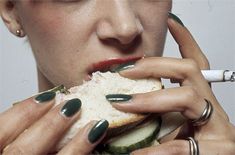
top-left (109, 14), bottom-right (235, 155)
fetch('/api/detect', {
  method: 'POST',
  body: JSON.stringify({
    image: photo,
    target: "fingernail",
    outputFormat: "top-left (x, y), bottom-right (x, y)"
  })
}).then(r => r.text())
top-left (12, 102), bottom-right (20, 106)
top-left (48, 85), bottom-right (66, 93)
top-left (106, 94), bottom-right (132, 103)
top-left (61, 98), bottom-right (82, 117)
top-left (88, 119), bottom-right (109, 143)
top-left (34, 91), bottom-right (56, 103)
top-left (168, 12), bottom-right (184, 27)
top-left (111, 61), bottom-right (135, 72)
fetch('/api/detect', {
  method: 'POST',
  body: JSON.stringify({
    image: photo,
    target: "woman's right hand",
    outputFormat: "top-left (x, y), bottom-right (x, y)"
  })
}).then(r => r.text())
top-left (0, 91), bottom-right (108, 155)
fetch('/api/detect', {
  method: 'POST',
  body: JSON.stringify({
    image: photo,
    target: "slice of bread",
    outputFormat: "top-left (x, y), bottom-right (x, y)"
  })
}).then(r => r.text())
top-left (53, 71), bottom-right (162, 151)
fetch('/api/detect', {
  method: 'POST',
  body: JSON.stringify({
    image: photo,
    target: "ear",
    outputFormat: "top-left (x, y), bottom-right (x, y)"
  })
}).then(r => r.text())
top-left (0, 0), bottom-right (25, 37)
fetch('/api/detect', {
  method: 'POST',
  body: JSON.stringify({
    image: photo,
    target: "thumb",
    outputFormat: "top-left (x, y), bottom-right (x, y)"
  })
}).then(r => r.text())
top-left (168, 12), bottom-right (210, 70)
top-left (58, 119), bottom-right (109, 155)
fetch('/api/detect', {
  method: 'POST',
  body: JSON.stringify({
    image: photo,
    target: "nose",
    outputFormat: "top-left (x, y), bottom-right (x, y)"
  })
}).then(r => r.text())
top-left (96, 0), bottom-right (143, 45)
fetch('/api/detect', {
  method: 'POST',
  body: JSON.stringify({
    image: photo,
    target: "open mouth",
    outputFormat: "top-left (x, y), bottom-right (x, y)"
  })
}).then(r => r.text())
top-left (86, 56), bottom-right (143, 80)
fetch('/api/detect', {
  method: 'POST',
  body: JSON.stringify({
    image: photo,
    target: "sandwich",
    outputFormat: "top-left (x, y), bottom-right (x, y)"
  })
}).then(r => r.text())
top-left (51, 71), bottom-right (185, 154)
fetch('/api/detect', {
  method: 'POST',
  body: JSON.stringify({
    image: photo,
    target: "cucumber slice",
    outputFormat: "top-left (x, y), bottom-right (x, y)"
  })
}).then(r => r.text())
top-left (104, 117), bottom-right (161, 154)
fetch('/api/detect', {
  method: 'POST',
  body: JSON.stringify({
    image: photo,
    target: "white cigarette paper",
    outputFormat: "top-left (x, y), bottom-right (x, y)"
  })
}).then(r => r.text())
top-left (201, 70), bottom-right (235, 82)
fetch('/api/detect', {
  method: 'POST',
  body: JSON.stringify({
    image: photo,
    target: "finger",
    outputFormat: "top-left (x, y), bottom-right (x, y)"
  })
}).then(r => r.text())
top-left (3, 98), bottom-right (82, 155)
top-left (116, 57), bottom-right (227, 119)
top-left (0, 91), bottom-right (56, 150)
top-left (108, 86), bottom-right (206, 121)
top-left (58, 119), bottom-right (109, 155)
top-left (199, 140), bottom-right (235, 155)
top-left (168, 13), bottom-right (210, 70)
top-left (118, 57), bottom-right (205, 84)
top-left (131, 140), bottom-right (189, 155)
top-left (108, 87), bottom-right (230, 135)
top-left (132, 140), bottom-right (235, 155)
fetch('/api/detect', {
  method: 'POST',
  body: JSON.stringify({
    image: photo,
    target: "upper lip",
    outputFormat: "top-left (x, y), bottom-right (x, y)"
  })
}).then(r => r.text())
top-left (88, 56), bottom-right (143, 75)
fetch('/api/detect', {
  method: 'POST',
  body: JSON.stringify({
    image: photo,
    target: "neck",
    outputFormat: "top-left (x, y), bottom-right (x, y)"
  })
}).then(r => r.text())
top-left (37, 68), bottom-right (54, 92)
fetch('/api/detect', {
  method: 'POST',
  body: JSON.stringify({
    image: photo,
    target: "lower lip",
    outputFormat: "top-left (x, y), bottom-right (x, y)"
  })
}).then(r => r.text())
top-left (92, 57), bottom-right (142, 72)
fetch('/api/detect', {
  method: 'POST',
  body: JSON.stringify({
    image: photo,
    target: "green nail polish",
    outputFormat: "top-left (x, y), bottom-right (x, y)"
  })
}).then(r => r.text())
top-left (88, 119), bottom-right (109, 143)
top-left (111, 61), bottom-right (135, 72)
top-left (61, 98), bottom-right (82, 117)
top-left (168, 12), bottom-right (184, 27)
top-left (106, 94), bottom-right (132, 103)
top-left (34, 91), bottom-right (56, 103)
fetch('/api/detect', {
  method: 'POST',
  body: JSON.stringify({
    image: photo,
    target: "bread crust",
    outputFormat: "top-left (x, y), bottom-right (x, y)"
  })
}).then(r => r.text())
top-left (106, 114), bottom-right (147, 140)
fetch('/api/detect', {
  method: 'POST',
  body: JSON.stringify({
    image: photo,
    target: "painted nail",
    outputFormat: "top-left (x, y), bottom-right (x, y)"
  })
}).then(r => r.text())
top-left (48, 85), bottom-right (70, 94)
top-left (168, 12), bottom-right (184, 27)
top-left (34, 91), bottom-right (56, 103)
top-left (12, 102), bottom-right (20, 106)
top-left (88, 119), bottom-right (109, 143)
top-left (49, 85), bottom-right (65, 93)
top-left (106, 94), bottom-right (132, 103)
top-left (61, 98), bottom-right (82, 117)
top-left (111, 61), bottom-right (135, 72)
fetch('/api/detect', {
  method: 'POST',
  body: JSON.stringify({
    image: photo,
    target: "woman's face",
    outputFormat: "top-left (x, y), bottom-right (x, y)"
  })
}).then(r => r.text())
top-left (15, 0), bottom-right (172, 88)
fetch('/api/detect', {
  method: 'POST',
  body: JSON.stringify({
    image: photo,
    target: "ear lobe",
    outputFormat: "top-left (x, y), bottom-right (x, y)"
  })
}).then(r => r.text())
top-left (1, 0), bottom-right (25, 37)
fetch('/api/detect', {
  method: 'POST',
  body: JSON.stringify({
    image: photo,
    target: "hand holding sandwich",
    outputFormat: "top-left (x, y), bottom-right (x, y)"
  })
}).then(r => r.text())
top-left (109, 15), bottom-right (235, 155)
top-left (0, 96), bottom-right (108, 155)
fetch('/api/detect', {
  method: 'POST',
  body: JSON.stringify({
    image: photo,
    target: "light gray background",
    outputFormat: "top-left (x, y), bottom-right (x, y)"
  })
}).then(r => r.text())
top-left (1, 0), bottom-right (235, 124)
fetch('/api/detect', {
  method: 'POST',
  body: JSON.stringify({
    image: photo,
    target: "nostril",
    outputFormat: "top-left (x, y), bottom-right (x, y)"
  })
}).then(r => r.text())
top-left (101, 35), bottom-right (142, 54)
top-left (117, 32), bottom-right (137, 45)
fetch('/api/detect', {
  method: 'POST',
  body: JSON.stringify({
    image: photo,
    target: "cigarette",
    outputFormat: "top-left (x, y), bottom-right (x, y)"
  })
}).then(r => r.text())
top-left (201, 70), bottom-right (235, 82)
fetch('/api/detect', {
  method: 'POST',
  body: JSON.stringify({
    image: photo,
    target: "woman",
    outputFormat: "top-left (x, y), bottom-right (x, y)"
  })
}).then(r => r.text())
top-left (0, 0), bottom-right (234, 154)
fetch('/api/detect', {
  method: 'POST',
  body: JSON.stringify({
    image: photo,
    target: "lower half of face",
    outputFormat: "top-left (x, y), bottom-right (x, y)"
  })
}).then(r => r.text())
top-left (18, 0), bottom-right (172, 88)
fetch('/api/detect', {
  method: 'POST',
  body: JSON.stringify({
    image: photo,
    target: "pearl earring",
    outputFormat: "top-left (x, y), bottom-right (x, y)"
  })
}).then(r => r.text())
top-left (16, 29), bottom-right (22, 37)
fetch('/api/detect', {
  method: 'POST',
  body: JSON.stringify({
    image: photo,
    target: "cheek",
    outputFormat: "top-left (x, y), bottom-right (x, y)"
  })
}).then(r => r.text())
top-left (23, 12), bottom-right (81, 51)
top-left (139, 2), bottom-right (171, 56)
top-left (20, 3), bottom-right (98, 63)
top-left (18, 6), bottom-right (95, 86)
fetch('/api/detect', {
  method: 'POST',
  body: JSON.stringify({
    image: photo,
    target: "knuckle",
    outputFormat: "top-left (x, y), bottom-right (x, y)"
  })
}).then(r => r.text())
top-left (183, 59), bottom-right (201, 76)
top-left (183, 86), bottom-right (199, 103)
top-left (20, 106), bottom-right (35, 123)
top-left (168, 141), bottom-right (189, 155)
top-left (42, 111), bottom-right (68, 132)
top-left (18, 100), bottom-right (40, 123)
top-left (43, 116), bottom-right (62, 131)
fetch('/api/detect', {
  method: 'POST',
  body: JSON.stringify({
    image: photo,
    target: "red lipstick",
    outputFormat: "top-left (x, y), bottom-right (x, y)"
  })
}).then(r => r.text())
top-left (88, 57), bottom-right (142, 76)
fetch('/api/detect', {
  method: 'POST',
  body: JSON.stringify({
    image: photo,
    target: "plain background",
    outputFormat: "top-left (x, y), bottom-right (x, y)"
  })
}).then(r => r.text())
top-left (1, 0), bottom-right (235, 124)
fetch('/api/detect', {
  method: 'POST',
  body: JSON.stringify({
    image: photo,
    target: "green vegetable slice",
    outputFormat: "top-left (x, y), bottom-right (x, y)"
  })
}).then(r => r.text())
top-left (104, 117), bottom-right (161, 154)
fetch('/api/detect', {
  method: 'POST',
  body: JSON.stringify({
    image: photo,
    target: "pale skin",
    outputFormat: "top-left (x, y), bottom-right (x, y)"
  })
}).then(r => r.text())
top-left (0, 0), bottom-right (235, 155)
